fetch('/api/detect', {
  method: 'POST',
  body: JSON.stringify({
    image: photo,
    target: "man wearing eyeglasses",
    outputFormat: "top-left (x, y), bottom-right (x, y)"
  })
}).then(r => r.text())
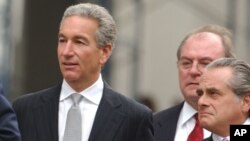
top-left (153, 25), bottom-right (235, 141)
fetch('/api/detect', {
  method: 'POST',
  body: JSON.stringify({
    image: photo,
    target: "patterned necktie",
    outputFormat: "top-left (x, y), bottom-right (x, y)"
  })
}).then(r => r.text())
top-left (63, 94), bottom-right (82, 141)
top-left (187, 113), bottom-right (203, 141)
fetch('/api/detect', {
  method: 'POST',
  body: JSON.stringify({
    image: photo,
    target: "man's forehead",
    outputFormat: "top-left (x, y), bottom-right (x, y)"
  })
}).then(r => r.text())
top-left (201, 68), bottom-right (232, 85)
top-left (179, 56), bottom-right (214, 61)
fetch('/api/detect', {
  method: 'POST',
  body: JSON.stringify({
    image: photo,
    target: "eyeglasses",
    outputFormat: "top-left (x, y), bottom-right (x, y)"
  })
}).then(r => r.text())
top-left (178, 59), bottom-right (212, 71)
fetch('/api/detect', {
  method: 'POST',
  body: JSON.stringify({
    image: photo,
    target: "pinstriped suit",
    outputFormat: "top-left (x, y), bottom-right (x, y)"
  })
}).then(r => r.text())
top-left (13, 83), bottom-right (154, 141)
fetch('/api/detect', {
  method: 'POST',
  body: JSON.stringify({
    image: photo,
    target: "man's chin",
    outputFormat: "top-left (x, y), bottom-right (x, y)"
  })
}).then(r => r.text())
top-left (184, 93), bottom-right (199, 108)
top-left (185, 90), bottom-right (198, 97)
top-left (186, 86), bottom-right (199, 95)
top-left (63, 74), bottom-right (79, 82)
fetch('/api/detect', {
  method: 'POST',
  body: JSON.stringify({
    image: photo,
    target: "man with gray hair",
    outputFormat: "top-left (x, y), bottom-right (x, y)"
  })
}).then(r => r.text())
top-left (13, 3), bottom-right (154, 141)
top-left (197, 58), bottom-right (250, 141)
top-left (154, 24), bottom-right (235, 141)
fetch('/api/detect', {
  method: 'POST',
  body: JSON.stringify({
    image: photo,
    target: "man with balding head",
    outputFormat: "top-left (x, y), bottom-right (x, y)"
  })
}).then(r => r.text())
top-left (154, 24), bottom-right (235, 141)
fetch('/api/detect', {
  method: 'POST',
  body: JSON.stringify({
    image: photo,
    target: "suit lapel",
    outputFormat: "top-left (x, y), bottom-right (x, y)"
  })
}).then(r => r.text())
top-left (157, 102), bottom-right (183, 141)
top-left (88, 84), bottom-right (125, 141)
top-left (33, 85), bottom-right (61, 141)
top-left (165, 103), bottom-right (183, 140)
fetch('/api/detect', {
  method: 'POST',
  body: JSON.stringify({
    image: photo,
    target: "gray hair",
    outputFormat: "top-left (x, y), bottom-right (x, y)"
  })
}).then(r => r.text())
top-left (60, 3), bottom-right (117, 48)
top-left (206, 58), bottom-right (250, 98)
top-left (177, 24), bottom-right (235, 60)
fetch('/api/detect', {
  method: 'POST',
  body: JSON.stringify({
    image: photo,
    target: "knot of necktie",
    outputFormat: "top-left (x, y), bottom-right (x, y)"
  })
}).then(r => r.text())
top-left (71, 93), bottom-right (82, 107)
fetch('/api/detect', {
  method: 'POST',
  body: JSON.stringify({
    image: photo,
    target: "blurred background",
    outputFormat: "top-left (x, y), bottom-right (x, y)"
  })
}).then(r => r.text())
top-left (1, 0), bottom-right (250, 112)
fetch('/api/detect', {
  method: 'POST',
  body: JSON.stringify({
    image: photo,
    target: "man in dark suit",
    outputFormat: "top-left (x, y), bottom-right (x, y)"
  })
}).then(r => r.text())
top-left (13, 3), bottom-right (154, 141)
top-left (153, 25), bottom-right (235, 141)
top-left (197, 58), bottom-right (250, 141)
top-left (0, 83), bottom-right (21, 141)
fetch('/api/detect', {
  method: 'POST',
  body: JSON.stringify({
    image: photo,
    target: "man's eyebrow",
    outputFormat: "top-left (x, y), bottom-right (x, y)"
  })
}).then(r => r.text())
top-left (199, 57), bottom-right (213, 61)
top-left (205, 87), bottom-right (220, 94)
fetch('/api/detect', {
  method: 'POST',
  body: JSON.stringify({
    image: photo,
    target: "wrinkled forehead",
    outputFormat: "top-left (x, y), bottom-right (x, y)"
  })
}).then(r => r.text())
top-left (200, 67), bottom-right (232, 86)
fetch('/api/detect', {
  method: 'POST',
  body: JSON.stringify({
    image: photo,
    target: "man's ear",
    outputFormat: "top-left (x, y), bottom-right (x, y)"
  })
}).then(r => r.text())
top-left (242, 93), bottom-right (250, 114)
top-left (100, 43), bottom-right (112, 65)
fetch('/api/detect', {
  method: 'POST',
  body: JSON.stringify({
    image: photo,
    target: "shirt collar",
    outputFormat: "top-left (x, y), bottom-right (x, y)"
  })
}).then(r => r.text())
top-left (243, 117), bottom-right (250, 125)
top-left (179, 101), bottom-right (197, 126)
top-left (212, 134), bottom-right (226, 141)
top-left (212, 118), bottom-right (250, 141)
top-left (60, 74), bottom-right (104, 105)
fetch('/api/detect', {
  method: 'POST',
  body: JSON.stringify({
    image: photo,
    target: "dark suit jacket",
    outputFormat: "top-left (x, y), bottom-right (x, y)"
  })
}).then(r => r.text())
top-left (0, 93), bottom-right (21, 141)
top-left (153, 102), bottom-right (184, 141)
top-left (13, 83), bottom-right (154, 141)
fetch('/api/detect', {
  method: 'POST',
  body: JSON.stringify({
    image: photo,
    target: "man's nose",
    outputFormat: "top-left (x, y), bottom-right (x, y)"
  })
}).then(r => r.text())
top-left (62, 42), bottom-right (74, 56)
top-left (189, 62), bottom-right (203, 74)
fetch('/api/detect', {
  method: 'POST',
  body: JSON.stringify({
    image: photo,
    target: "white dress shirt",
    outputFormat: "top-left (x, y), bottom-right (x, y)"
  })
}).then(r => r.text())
top-left (174, 102), bottom-right (211, 141)
top-left (212, 134), bottom-right (228, 141)
top-left (58, 75), bottom-right (104, 141)
top-left (212, 118), bottom-right (250, 141)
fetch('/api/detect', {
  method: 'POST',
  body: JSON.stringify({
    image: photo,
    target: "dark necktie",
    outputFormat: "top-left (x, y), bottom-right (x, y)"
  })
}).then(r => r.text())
top-left (63, 94), bottom-right (82, 141)
top-left (187, 114), bottom-right (203, 141)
